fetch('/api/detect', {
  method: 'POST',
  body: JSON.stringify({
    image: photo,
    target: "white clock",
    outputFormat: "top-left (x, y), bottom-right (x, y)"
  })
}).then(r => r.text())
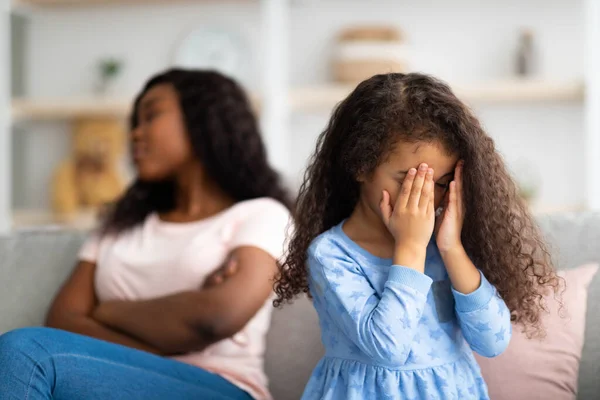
top-left (173, 27), bottom-right (249, 84)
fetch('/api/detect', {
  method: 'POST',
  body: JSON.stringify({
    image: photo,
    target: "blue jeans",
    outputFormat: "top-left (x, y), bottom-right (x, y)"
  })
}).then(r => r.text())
top-left (0, 327), bottom-right (254, 400)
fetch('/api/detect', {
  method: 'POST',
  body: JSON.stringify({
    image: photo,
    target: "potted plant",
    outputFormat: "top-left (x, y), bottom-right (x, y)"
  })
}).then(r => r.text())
top-left (95, 58), bottom-right (123, 96)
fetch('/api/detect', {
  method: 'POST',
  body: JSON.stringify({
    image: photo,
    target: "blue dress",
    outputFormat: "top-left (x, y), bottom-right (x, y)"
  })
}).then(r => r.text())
top-left (301, 222), bottom-right (511, 400)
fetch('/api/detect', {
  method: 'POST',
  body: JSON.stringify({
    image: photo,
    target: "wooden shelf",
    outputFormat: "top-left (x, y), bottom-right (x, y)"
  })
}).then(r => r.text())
top-left (11, 80), bottom-right (584, 121)
top-left (11, 93), bottom-right (261, 121)
top-left (14, 0), bottom-right (241, 7)
top-left (11, 97), bottom-right (133, 121)
top-left (12, 209), bottom-right (98, 230)
top-left (454, 79), bottom-right (585, 103)
top-left (530, 204), bottom-right (586, 216)
top-left (290, 79), bottom-right (585, 111)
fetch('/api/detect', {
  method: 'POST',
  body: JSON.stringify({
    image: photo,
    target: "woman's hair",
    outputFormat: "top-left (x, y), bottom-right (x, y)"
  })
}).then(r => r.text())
top-left (274, 72), bottom-right (561, 336)
top-left (103, 69), bottom-right (292, 234)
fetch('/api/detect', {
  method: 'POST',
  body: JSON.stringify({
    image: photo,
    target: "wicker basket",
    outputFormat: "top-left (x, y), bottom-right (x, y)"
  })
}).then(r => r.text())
top-left (332, 26), bottom-right (408, 84)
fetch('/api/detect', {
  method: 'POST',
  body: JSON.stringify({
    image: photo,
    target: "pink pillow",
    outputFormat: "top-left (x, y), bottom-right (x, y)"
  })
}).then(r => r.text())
top-left (475, 263), bottom-right (599, 400)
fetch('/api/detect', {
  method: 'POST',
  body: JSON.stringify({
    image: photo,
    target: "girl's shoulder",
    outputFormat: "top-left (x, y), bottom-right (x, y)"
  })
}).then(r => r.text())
top-left (308, 223), bottom-right (351, 262)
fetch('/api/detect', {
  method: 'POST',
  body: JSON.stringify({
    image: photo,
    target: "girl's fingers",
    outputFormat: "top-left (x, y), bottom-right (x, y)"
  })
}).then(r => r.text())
top-left (380, 190), bottom-right (392, 225)
top-left (398, 168), bottom-right (417, 208)
top-left (457, 161), bottom-right (465, 215)
top-left (427, 187), bottom-right (435, 217)
top-left (419, 168), bottom-right (434, 210)
top-left (456, 161), bottom-right (463, 183)
top-left (447, 181), bottom-right (457, 214)
top-left (407, 164), bottom-right (428, 209)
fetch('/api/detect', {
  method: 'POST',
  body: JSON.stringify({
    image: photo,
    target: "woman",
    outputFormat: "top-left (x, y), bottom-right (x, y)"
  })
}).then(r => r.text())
top-left (0, 69), bottom-right (292, 400)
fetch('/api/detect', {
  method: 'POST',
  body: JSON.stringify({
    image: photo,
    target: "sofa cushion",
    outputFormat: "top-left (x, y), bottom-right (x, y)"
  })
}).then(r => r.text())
top-left (0, 230), bottom-right (86, 333)
top-left (1, 212), bottom-right (599, 400)
top-left (265, 296), bottom-right (323, 400)
top-left (475, 263), bottom-right (598, 400)
top-left (536, 212), bottom-right (600, 400)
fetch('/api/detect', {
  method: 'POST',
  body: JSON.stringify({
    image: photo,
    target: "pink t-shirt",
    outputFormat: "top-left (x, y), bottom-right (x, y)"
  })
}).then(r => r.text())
top-left (78, 197), bottom-right (292, 400)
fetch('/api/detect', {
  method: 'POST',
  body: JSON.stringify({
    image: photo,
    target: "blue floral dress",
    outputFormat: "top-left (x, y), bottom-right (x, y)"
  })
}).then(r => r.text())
top-left (301, 222), bottom-right (511, 399)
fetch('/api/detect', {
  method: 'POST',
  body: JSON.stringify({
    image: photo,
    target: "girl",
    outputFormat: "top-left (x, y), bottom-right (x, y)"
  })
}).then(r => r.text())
top-left (0, 69), bottom-right (292, 400)
top-left (274, 73), bottom-right (561, 399)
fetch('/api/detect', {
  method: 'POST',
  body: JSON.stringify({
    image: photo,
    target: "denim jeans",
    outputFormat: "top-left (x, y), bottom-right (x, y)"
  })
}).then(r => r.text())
top-left (0, 327), bottom-right (253, 400)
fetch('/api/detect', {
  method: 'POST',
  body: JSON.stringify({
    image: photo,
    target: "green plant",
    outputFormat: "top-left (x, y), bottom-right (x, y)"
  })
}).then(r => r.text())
top-left (99, 58), bottom-right (122, 80)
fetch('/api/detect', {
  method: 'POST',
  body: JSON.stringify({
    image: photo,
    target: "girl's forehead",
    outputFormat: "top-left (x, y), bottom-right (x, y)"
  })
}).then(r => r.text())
top-left (386, 141), bottom-right (458, 173)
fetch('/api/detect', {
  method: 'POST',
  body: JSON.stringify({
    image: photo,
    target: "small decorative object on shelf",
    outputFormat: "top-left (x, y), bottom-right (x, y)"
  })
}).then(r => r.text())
top-left (52, 118), bottom-right (127, 222)
top-left (95, 57), bottom-right (123, 96)
top-left (332, 25), bottom-right (408, 84)
top-left (173, 26), bottom-right (248, 85)
top-left (515, 28), bottom-right (536, 77)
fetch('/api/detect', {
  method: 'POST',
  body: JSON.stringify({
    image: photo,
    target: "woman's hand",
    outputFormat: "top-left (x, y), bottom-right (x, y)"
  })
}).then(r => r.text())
top-left (202, 257), bottom-right (238, 289)
top-left (380, 163), bottom-right (435, 271)
top-left (92, 300), bottom-right (116, 324)
top-left (435, 161), bottom-right (465, 254)
top-left (93, 257), bottom-right (240, 326)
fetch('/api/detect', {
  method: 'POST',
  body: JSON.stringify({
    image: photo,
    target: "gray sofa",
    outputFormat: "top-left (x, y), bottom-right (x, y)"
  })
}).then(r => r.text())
top-left (1, 212), bottom-right (599, 400)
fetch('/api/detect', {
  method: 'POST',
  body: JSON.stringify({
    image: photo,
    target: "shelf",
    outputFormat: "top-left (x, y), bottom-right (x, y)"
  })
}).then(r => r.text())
top-left (11, 97), bottom-right (133, 121)
top-left (11, 80), bottom-right (584, 121)
top-left (13, 0), bottom-right (243, 7)
top-left (290, 79), bottom-right (585, 111)
top-left (11, 94), bottom-right (261, 121)
top-left (530, 204), bottom-right (585, 215)
top-left (454, 79), bottom-right (585, 103)
top-left (12, 209), bottom-right (98, 231)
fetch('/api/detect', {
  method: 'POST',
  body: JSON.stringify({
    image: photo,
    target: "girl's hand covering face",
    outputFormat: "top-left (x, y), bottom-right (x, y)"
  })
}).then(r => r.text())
top-left (435, 160), bottom-right (465, 253)
top-left (380, 163), bottom-right (436, 250)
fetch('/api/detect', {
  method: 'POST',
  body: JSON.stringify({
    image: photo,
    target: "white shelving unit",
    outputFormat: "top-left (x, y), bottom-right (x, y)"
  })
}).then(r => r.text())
top-left (4, 0), bottom-right (600, 231)
top-left (13, 0), bottom-right (232, 7)
top-left (1, 0), bottom-right (11, 234)
top-left (585, 0), bottom-right (600, 210)
top-left (291, 80), bottom-right (585, 111)
top-left (12, 208), bottom-right (98, 230)
top-left (11, 94), bottom-right (263, 121)
top-left (11, 97), bottom-right (133, 120)
top-left (11, 79), bottom-right (585, 120)
top-left (7, 0), bottom-right (291, 231)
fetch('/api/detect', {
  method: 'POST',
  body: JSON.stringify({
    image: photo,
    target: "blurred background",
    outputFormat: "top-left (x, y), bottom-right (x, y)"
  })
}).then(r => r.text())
top-left (1, 0), bottom-right (599, 232)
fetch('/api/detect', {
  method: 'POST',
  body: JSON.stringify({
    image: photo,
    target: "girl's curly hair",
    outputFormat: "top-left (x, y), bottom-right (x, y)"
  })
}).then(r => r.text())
top-left (274, 72), bottom-right (561, 336)
top-left (103, 69), bottom-right (292, 234)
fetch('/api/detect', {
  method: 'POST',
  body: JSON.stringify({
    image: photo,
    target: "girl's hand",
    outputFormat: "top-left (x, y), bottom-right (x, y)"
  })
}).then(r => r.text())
top-left (435, 161), bottom-right (465, 254)
top-left (380, 163), bottom-right (435, 269)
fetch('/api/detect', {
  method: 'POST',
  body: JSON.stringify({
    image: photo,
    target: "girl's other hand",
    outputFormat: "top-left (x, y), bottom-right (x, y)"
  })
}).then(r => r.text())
top-left (380, 163), bottom-right (435, 270)
top-left (435, 160), bottom-right (465, 254)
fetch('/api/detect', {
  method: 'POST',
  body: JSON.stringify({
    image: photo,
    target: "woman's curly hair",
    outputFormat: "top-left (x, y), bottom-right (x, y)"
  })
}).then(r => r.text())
top-left (103, 69), bottom-right (292, 234)
top-left (274, 72), bottom-right (561, 336)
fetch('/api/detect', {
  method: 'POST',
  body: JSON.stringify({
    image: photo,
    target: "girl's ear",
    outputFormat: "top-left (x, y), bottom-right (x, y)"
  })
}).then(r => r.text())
top-left (355, 166), bottom-right (369, 183)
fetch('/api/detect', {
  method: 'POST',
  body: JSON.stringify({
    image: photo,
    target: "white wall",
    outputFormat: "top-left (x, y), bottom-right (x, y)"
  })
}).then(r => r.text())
top-left (16, 0), bottom-right (585, 210)
top-left (288, 0), bottom-right (585, 209)
top-left (290, 0), bottom-right (583, 84)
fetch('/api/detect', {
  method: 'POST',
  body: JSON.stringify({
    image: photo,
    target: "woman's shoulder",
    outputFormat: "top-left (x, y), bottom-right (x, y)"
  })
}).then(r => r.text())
top-left (234, 197), bottom-right (289, 213)
top-left (230, 197), bottom-right (292, 225)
